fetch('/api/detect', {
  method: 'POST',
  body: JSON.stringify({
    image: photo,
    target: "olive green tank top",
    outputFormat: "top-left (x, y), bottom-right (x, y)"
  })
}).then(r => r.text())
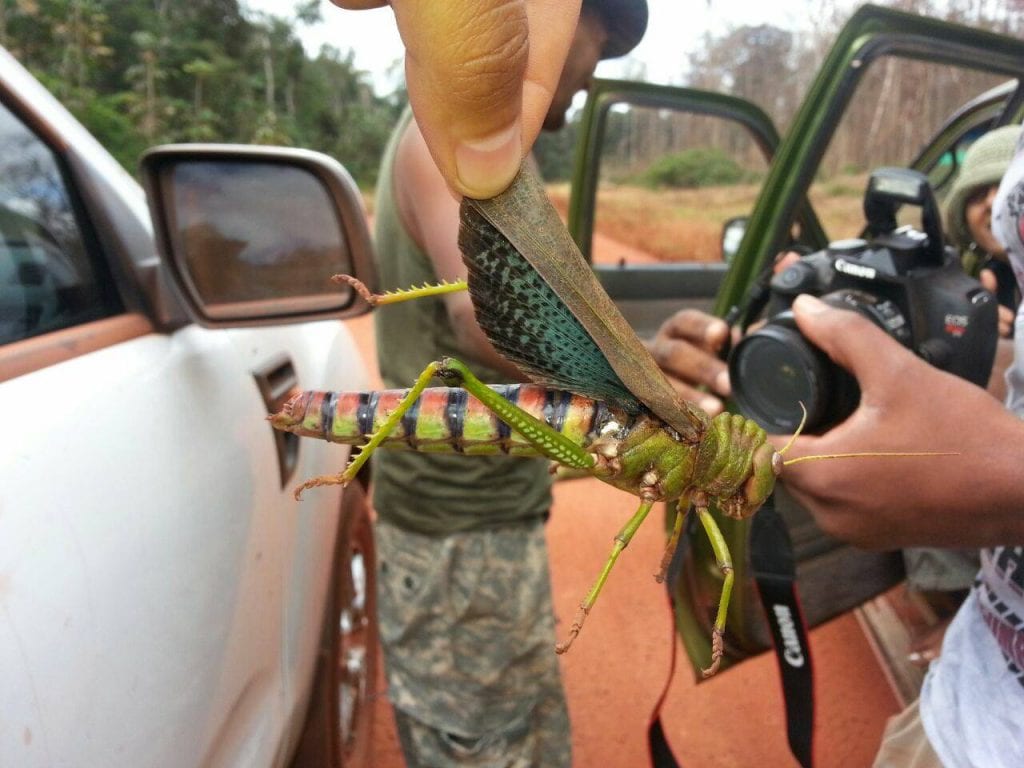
top-left (371, 107), bottom-right (553, 534)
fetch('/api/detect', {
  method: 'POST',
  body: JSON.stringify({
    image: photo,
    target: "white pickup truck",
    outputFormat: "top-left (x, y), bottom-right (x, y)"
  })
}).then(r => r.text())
top-left (0, 45), bottom-right (378, 768)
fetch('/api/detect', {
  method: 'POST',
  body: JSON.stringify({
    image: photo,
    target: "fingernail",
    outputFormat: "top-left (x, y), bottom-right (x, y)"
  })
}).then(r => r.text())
top-left (714, 370), bottom-right (731, 395)
top-left (706, 320), bottom-right (728, 345)
top-left (699, 396), bottom-right (722, 415)
top-left (455, 124), bottom-right (522, 197)
top-left (793, 294), bottom-right (826, 314)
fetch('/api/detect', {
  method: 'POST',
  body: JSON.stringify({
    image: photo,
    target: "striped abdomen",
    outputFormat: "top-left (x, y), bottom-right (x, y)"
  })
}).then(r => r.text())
top-left (271, 384), bottom-right (625, 457)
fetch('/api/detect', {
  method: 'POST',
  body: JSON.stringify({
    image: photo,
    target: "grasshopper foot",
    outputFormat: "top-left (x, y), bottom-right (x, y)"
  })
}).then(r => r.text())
top-left (701, 629), bottom-right (724, 677)
top-left (332, 274), bottom-right (380, 305)
top-left (655, 546), bottom-right (675, 584)
top-left (555, 603), bottom-right (590, 654)
top-left (292, 471), bottom-right (351, 501)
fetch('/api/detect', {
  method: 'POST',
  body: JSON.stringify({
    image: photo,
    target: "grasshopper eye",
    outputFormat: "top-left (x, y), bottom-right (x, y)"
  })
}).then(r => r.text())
top-left (772, 452), bottom-right (784, 476)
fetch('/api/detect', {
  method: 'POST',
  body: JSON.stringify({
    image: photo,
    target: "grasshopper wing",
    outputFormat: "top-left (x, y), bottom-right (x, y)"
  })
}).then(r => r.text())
top-left (460, 202), bottom-right (643, 415)
top-left (460, 165), bottom-right (708, 442)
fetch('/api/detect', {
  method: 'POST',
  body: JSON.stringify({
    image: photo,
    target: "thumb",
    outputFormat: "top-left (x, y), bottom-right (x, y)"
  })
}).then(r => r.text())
top-left (791, 294), bottom-right (906, 390)
top-left (391, 0), bottom-right (579, 198)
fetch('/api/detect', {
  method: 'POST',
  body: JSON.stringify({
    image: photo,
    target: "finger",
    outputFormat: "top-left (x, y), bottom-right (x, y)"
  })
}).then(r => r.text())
top-left (772, 251), bottom-right (801, 275)
top-left (658, 309), bottom-right (730, 351)
top-left (648, 337), bottom-right (730, 396)
top-left (663, 377), bottom-right (725, 416)
top-left (791, 294), bottom-right (910, 391)
top-left (1000, 305), bottom-right (1014, 329)
top-left (392, 0), bottom-right (580, 198)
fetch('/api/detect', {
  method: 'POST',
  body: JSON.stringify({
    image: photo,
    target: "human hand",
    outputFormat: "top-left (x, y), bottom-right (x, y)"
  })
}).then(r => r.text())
top-left (980, 267), bottom-right (1015, 338)
top-left (329, 0), bottom-right (581, 198)
top-left (647, 309), bottom-right (731, 415)
top-left (780, 294), bottom-right (1024, 549)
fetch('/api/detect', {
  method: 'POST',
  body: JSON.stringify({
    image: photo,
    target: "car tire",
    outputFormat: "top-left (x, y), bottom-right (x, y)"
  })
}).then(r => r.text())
top-left (290, 481), bottom-right (378, 767)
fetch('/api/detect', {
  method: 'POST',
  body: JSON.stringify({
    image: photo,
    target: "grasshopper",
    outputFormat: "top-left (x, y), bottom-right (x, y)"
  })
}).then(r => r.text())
top-left (271, 164), bottom-right (943, 675)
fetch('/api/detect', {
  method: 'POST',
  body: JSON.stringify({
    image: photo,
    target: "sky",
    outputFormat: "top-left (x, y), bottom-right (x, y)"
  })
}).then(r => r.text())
top-left (240, 0), bottom-right (847, 96)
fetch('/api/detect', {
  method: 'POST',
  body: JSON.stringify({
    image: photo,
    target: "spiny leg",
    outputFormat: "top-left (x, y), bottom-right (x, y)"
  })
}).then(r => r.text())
top-left (292, 360), bottom-right (443, 500)
top-left (333, 274), bottom-right (467, 306)
top-left (696, 504), bottom-right (734, 677)
top-left (556, 499), bottom-right (654, 654)
top-left (655, 497), bottom-right (690, 584)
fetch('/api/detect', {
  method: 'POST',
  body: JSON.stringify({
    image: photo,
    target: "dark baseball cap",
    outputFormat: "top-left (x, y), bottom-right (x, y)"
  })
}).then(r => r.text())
top-left (584, 0), bottom-right (649, 59)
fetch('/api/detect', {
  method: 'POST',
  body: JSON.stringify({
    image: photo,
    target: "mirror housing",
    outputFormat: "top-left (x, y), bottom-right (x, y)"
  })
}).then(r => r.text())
top-left (720, 216), bottom-right (748, 263)
top-left (141, 144), bottom-right (377, 327)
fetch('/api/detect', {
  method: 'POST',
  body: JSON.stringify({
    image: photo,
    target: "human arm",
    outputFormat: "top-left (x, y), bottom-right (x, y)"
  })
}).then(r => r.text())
top-left (393, 118), bottom-right (527, 380)
top-left (329, 0), bottom-right (581, 198)
top-left (780, 294), bottom-right (1024, 549)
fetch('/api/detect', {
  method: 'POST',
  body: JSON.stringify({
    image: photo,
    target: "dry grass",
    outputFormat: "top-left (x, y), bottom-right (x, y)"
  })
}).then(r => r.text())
top-left (547, 175), bottom-right (870, 263)
top-left (360, 173), bottom-right (871, 264)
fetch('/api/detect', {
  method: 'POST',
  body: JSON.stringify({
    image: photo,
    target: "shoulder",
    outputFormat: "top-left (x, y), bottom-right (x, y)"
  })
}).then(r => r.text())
top-left (394, 119), bottom-right (458, 245)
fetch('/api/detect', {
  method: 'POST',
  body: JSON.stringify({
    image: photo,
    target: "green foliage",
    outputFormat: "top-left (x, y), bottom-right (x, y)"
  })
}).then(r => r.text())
top-left (1, 0), bottom-right (400, 188)
top-left (534, 118), bottom-right (580, 182)
top-left (639, 148), bottom-right (748, 189)
top-left (79, 93), bottom-right (151, 170)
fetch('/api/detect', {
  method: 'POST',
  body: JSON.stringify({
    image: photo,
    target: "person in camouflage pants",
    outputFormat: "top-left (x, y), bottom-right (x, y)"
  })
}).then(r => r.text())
top-left (376, 522), bottom-right (569, 766)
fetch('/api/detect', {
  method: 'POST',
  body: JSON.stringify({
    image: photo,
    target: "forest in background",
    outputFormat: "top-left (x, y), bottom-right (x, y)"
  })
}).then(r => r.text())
top-left (1, 0), bottom-right (404, 185)
top-left (1, 0), bottom-right (1022, 188)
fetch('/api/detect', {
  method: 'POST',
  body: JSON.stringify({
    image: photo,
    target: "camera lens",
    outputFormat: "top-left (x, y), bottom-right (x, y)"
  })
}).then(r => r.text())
top-left (729, 313), bottom-right (833, 433)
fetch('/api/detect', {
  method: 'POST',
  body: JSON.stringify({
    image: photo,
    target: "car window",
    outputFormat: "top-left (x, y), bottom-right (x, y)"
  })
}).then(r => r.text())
top-left (588, 107), bottom-right (771, 266)
top-left (0, 101), bottom-right (121, 345)
top-left (811, 61), bottom-right (1009, 239)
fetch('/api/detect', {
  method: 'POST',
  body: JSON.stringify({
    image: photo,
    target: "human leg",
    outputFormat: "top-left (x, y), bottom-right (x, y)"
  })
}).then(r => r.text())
top-left (375, 519), bottom-right (570, 767)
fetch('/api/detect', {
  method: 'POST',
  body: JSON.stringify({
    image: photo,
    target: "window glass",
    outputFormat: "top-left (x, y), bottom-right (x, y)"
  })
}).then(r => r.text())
top-left (589, 106), bottom-right (770, 265)
top-left (0, 101), bottom-right (119, 344)
top-left (812, 61), bottom-right (1009, 239)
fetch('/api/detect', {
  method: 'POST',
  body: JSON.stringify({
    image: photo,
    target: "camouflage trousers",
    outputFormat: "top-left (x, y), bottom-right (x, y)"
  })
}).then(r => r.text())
top-left (375, 519), bottom-right (571, 768)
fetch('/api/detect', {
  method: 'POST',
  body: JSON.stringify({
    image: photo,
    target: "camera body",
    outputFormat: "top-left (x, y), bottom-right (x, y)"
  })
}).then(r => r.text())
top-left (729, 167), bottom-right (998, 433)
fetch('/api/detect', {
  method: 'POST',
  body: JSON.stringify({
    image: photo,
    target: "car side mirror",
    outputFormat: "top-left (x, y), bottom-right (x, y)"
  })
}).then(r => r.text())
top-left (141, 144), bottom-right (377, 327)
top-left (721, 216), bottom-right (748, 263)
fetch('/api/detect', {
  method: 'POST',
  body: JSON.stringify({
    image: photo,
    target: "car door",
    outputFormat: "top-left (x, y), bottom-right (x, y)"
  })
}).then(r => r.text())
top-left (566, 5), bottom-right (1024, 676)
top-left (0, 56), bottom-right (367, 767)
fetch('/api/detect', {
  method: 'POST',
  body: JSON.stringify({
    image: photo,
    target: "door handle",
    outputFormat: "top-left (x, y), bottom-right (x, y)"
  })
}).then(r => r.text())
top-left (253, 354), bottom-right (300, 488)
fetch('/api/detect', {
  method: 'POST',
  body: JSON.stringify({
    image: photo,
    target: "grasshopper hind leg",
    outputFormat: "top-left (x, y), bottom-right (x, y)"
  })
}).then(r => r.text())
top-left (292, 360), bottom-right (443, 500)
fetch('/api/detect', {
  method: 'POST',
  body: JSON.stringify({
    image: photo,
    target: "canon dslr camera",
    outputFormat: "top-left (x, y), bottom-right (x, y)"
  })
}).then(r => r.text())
top-left (729, 167), bottom-right (997, 433)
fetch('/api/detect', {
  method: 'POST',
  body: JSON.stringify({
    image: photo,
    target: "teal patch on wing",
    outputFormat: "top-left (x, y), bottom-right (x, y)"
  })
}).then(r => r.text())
top-left (458, 203), bottom-right (642, 415)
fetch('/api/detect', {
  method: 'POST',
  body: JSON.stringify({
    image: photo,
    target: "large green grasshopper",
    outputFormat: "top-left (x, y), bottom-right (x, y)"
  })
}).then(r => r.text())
top-left (270, 165), bottom-right (925, 675)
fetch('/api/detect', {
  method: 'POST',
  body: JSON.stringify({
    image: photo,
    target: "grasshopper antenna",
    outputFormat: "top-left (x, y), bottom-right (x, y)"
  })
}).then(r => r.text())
top-left (778, 402), bottom-right (808, 457)
top-left (777, 402), bottom-right (957, 466)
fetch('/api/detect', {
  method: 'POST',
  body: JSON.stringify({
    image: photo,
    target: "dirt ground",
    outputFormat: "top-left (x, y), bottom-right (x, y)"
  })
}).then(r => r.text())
top-left (344, 232), bottom-right (901, 767)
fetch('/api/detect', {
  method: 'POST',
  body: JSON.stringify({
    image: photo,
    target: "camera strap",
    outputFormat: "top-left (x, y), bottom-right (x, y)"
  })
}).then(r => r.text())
top-left (751, 493), bottom-right (816, 768)
top-left (647, 497), bottom-right (815, 768)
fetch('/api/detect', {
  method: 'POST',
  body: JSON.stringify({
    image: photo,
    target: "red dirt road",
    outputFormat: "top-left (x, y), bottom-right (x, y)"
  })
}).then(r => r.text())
top-left (346, 232), bottom-right (899, 767)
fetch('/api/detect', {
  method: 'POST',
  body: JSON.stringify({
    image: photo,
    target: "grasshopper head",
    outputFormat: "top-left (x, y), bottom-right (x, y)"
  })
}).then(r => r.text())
top-left (722, 442), bottom-right (782, 519)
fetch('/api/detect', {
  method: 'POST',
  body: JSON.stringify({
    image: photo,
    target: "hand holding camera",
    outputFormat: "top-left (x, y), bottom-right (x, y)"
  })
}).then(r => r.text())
top-left (729, 167), bottom-right (999, 433)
